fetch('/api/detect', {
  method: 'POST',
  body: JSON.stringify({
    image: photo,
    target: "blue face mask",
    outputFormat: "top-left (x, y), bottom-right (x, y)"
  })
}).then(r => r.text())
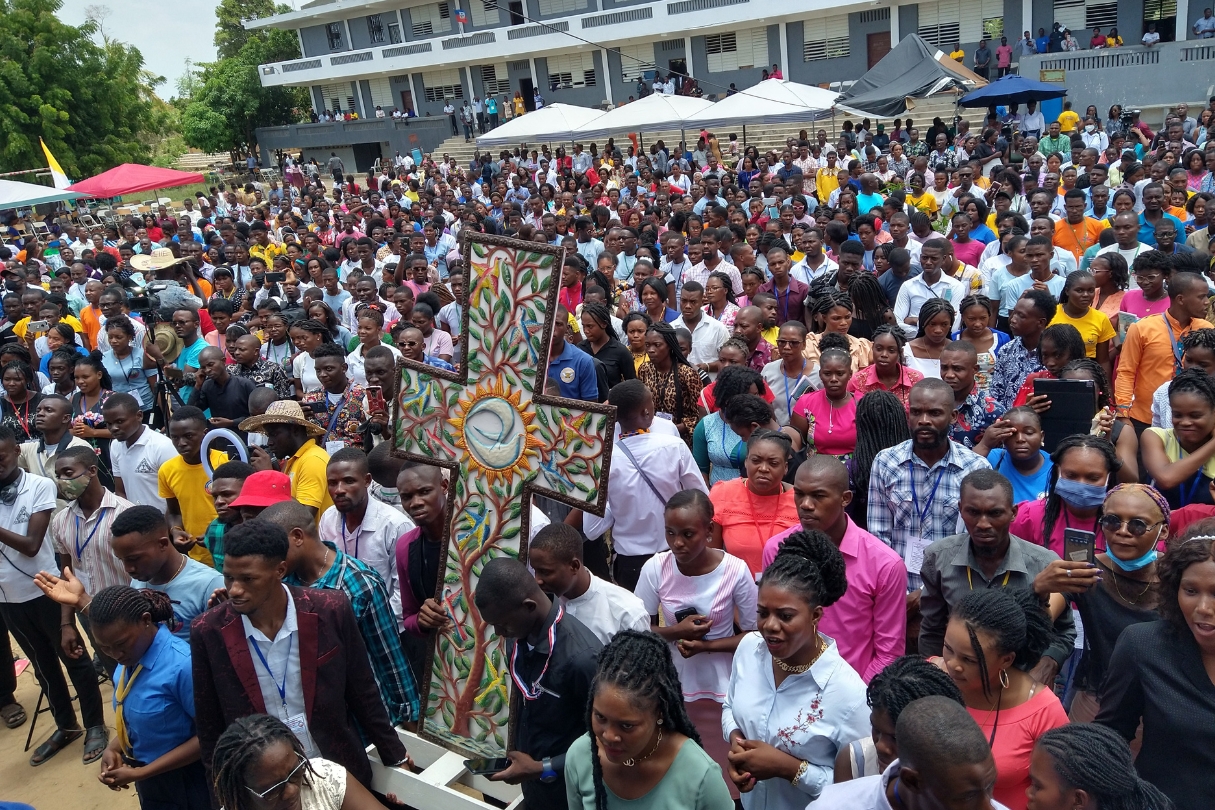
top-left (1108, 546), bottom-right (1159, 572)
top-left (1055, 476), bottom-right (1108, 510)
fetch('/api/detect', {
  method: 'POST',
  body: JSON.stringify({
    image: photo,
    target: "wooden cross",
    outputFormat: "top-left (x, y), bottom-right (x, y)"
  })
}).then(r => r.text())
top-left (392, 232), bottom-right (615, 758)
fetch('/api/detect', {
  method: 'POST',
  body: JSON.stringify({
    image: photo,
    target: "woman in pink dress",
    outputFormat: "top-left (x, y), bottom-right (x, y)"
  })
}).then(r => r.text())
top-left (790, 346), bottom-right (857, 459)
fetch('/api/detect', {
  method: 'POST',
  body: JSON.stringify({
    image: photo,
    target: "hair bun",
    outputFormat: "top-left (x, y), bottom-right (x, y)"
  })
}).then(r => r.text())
top-left (772, 529), bottom-right (848, 607)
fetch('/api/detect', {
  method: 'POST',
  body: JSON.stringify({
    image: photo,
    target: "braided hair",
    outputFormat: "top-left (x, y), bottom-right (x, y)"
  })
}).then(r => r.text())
top-left (869, 324), bottom-right (907, 365)
top-left (707, 271), bottom-right (738, 305)
top-left (646, 321), bottom-right (693, 424)
top-left (809, 290), bottom-right (853, 334)
top-left (713, 365), bottom-right (764, 412)
top-left (1042, 435), bottom-right (1120, 542)
top-left (1060, 357), bottom-right (1113, 409)
top-left (1180, 327), bottom-right (1215, 359)
top-left (1036, 724), bottom-right (1175, 810)
top-left (289, 318), bottom-right (335, 345)
top-left (212, 715), bottom-right (317, 810)
top-left (1058, 269), bottom-right (1095, 309)
top-left (952, 588), bottom-right (1055, 700)
top-left (585, 631), bottom-right (702, 810)
top-left (914, 298), bottom-right (956, 340)
top-left (866, 655), bottom-right (964, 724)
top-left (851, 390), bottom-right (911, 521)
top-left (847, 272), bottom-right (890, 328)
top-left (581, 301), bottom-right (619, 341)
top-left (88, 585), bottom-right (176, 630)
top-left (1038, 323), bottom-right (1085, 370)
top-left (760, 529), bottom-right (847, 609)
top-left (1168, 366), bottom-right (1215, 409)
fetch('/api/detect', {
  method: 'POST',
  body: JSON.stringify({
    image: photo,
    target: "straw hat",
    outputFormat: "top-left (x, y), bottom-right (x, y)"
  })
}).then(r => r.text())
top-left (129, 247), bottom-right (188, 273)
top-left (151, 323), bottom-right (181, 363)
top-left (239, 400), bottom-right (325, 437)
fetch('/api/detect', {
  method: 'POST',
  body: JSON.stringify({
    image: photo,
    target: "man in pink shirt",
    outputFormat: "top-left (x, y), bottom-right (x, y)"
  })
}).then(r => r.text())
top-left (761, 456), bottom-right (907, 681)
top-left (995, 36), bottom-right (1014, 77)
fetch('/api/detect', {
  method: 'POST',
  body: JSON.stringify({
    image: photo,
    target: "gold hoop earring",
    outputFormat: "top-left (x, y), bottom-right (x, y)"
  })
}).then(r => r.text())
top-left (999, 668), bottom-right (1010, 689)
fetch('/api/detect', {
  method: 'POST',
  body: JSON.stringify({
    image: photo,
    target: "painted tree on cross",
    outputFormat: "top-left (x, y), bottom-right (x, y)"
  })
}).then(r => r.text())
top-left (392, 233), bottom-right (614, 757)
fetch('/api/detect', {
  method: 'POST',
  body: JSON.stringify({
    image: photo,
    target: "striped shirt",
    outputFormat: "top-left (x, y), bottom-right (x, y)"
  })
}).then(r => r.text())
top-left (285, 543), bottom-right (420, 725)
top-left (50, 490), bottom-right (135, 595)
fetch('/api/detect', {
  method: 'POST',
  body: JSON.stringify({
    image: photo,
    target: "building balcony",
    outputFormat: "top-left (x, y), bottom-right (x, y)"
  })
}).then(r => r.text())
top-left (255, 0), bottom-right (857, 87)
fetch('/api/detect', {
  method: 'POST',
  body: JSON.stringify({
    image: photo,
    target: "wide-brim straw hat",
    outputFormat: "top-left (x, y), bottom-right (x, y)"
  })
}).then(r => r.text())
top-left (129, 247), bottom-right (188, 273)
top-left (239, 399), bottom-right (325, 438)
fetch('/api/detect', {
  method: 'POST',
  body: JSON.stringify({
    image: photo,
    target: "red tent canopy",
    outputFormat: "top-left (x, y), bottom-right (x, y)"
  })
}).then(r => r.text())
top-left (66, 164), bottom-right (204, 199)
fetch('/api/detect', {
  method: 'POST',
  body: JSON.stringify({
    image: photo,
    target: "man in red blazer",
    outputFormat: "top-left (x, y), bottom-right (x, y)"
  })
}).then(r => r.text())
top-left (190, 519), bottom-right (410, 788)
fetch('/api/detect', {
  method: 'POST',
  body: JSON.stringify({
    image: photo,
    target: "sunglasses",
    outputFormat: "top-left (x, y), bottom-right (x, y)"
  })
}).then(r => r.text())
top-left (246, 753), bottom-right (308, 802)
top-left (1099, 514), bottom-right (1164, 537)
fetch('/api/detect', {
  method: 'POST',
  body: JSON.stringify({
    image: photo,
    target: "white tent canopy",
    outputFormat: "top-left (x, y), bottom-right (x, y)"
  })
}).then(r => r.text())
top-left (685, 79), bottom-right (842, 129)
top-left (571, 94), bottom-right (714, 138)
top-left (476, 103), bottom-right (605, 147)
top-left (0, 178), bottom-right (83, 210)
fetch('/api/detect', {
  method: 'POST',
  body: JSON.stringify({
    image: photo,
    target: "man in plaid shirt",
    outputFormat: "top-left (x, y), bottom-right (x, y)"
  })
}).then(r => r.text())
top-left (263, 500), bottom-right (420, 726)
top-left (866, 379), bottom-right (991, 594)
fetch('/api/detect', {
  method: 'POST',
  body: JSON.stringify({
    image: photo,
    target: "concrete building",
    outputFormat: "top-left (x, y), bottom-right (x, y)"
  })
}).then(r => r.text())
top-left (250, 0), bottom-right (1209, 169)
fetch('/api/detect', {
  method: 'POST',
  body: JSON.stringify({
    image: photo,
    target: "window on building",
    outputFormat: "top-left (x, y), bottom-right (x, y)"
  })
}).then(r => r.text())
top-left (802, 15), bottom-right (850, 61)
top-left (917, 0), bottom-right (1002, 45)
top-left (547, 52), bottom-right (596, 88)
top-left (319, 82), bottom-right (358, 112)
top-left (326, 22), bottom-right (344, 49)
top-left (388, 21), bottom-right (402, 43)
top-left (473, 0), bottom-right (501, 26)
top-left (412, 2), bottom-right (453, 37)
top-left (423, 68), bottom-right (464, 101)
top-left (705, 27), bottom-right (768, 72)
top-left (537, 0), bottom-right (584, 16)
top-left (368, 15), bottom-right (385, 43)
top-left (1053, 0), bottom-right (1119, 32)
top-left (480, 64), bottom-right (512, 95)
top-left (617, 43), bottom-right (656, 82)
top-left (368, 78), bottom-right (395, 109)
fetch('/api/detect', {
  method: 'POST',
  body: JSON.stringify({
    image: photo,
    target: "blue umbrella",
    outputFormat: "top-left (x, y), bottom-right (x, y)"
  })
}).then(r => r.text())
top-left (958, 74), bottom-right (1067, 108)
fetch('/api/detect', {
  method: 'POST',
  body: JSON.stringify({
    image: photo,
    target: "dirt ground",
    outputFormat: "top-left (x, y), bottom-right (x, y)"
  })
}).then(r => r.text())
top-left (0, 642), bottom-right (135, 810)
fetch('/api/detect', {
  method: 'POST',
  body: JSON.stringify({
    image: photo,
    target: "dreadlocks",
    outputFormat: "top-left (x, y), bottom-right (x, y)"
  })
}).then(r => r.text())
top-left (211, 715), bottom-right (317, 810)
top-left (1042, 435), bottom-right (1120, 543)
top-left (586, 631), bottom-right (702, 810)
top-left (846, 272), bottom-right (891, 328)
top-left (1036, 724), bottom-right (1174, 810)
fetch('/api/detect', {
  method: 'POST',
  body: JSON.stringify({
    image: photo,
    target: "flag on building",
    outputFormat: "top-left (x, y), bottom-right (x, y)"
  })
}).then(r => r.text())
top-left (40, 139), bottom-right (70, 189)
top-left (455, 8), bottom-right (468, 23)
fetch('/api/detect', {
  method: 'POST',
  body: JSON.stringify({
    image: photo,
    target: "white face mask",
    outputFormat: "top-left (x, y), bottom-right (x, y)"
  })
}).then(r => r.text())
top-left (1085, 124), bottom-right (1096, 132)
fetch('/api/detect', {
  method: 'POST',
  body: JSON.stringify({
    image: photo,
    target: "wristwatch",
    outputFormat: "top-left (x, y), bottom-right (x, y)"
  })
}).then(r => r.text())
top-left (540, 756), bottom-right (557, 783)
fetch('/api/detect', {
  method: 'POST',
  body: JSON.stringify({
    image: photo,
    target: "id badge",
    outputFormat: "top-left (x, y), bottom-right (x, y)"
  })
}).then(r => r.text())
top-left (325, 440), bottom-right (345, 455)
top-left (285, 713), bottom-right (309, 738)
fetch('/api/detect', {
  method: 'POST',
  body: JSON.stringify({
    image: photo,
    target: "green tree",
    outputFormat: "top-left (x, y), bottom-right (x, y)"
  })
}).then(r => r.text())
top-left (182, 29), bottom-right (307, 163)
top-left (0, 0), bottom-right (158, 177)
top-left (214, 0), bottom-right (293, 60)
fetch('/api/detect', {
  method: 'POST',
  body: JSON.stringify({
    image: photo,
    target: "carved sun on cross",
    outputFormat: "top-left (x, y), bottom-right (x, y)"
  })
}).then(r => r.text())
top-left (449, 378), bottom-right (546, 485)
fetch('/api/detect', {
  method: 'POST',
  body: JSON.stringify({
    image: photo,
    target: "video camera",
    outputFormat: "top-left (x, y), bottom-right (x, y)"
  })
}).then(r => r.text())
top-left (128, 280), bottom-right (202, 324)
top-left (1121, 108), bottom-right (1140, 126)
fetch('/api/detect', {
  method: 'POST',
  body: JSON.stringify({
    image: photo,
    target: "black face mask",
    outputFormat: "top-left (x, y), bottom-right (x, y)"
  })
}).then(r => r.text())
top-left (4, 281), bottom-right (21, 292)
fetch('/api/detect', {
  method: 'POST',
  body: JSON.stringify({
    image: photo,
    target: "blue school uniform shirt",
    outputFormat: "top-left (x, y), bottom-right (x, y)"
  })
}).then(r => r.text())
top-left (988, 448), bottom-right (1053, 504)
top-left (112, 625), bottom-right (196, 763)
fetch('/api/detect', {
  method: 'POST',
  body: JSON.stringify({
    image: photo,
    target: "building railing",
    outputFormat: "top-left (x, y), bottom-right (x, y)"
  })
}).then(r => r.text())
top-left (667, 0), bottom-right (748, 14)
top-left (382, 43), bottom-right (433, 57)
top-left (581, 7), bottom-right (652, 27)
top-left (331, 50), bottom-right (375, 66)
top-left (1038, 49), bottom-right (1160, 71)
top-left (507, 20), bottom-right (569, 39)
top-left (442, 31), bottom-right (497, 48)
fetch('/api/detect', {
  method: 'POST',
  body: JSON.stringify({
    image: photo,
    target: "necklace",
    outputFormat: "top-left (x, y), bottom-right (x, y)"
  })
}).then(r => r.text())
top-left (622, 728), bottom-right (662, 767)
top-left (1107, 560), bottom-right (1156, 605)
top-left (302, 547), bottom-right (333, 586)
top-left (825, 392), bottom-right (851, 434)
top-left (774, 637), bottom-right (824, 673)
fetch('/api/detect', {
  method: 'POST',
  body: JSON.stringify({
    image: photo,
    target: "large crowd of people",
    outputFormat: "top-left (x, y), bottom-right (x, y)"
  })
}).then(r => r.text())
top-left (3, 90), bottom-right (1215, 810)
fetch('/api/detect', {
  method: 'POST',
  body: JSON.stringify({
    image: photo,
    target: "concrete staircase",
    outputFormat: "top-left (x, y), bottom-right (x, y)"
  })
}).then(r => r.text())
top-left (422, 94), bottom-right (965, 165)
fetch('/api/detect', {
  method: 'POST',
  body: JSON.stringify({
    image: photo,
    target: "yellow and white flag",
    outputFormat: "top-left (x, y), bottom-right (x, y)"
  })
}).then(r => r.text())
top-left (40, 139), bottom-right (70, 189)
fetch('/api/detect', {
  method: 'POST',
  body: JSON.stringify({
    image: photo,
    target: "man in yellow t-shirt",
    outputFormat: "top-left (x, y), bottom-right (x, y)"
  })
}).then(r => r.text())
top-left (1057, 101), bottom-right (1080, 134)
top-left (240, 400), bottom-right (334, 516)
top-left (159, 406), bottom-right (228, 567)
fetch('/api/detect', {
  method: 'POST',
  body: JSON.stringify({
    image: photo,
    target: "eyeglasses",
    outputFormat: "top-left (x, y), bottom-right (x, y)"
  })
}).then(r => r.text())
top-left (775, 339), bottom-right (803, 347)
top-left (1099, 514), bottom-right (1164, 537)
top-left (246, 753), bottom-right (308, 803)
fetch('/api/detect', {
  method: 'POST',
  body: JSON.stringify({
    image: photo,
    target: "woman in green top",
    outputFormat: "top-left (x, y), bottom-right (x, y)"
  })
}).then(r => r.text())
top-left (566, 631), bottom-right (734, 810)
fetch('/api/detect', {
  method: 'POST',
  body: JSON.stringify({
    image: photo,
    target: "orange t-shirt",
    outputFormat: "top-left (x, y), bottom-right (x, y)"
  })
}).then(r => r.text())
top-left (709, 477), bottom-right (799, 576)
top-left (79, 304), bottom-right (102, 350)
top-left (1053, 217), bottom-right (1104, 261)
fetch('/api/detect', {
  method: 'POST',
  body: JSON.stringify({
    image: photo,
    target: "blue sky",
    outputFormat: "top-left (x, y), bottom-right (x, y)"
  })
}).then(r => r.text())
top-left (58, 0), bottom-right (223, 95)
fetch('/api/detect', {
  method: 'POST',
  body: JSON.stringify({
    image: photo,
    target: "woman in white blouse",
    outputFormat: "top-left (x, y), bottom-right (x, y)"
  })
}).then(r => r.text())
top-left (722, 530), bottom-right (869, 809)
top-left (211, 715), bottom-right (386, 810)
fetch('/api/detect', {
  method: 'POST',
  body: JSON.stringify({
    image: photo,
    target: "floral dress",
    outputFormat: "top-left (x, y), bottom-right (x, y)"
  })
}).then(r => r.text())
top-left (72, 389), bottom-right (115, 489)
top-left (704, 302), bottom-right (741, 329)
